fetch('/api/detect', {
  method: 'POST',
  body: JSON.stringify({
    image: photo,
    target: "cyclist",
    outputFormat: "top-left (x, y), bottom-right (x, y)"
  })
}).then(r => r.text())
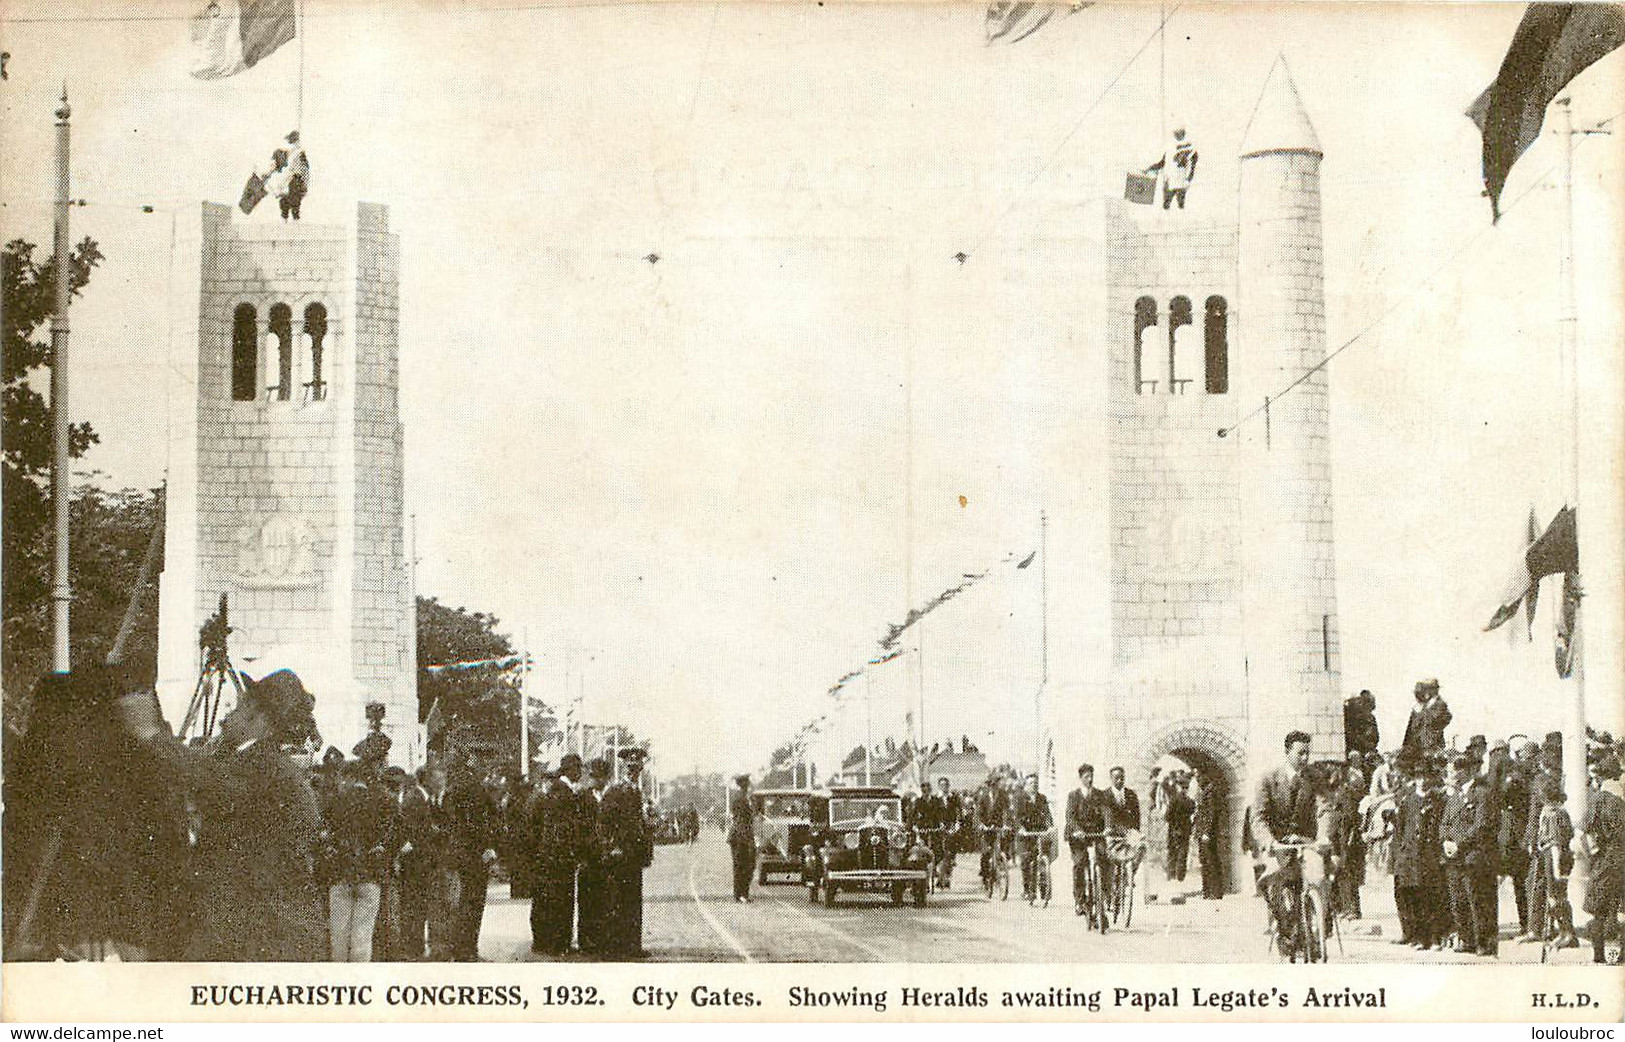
top-left (1249, 730), bottom-right (1319, 957)
top-left (919, 777), bottom-right (961, 890)
top-left (974, 771), bottom-right (1010, 892)
top-left (1013, 772), bottom-right (1054, 902)
top-left (1066, 763), bottom-right (1108, 917)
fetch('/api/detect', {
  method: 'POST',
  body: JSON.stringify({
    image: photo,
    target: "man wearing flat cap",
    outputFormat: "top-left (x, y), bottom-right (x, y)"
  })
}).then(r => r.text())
top-left (1401, 679), bottom-right (1452, 759)
top-left (119, 669), bottom-right (326, 960)
top-left (601, 747), bottom-right (654, 958)
top-left (727, 774), bottom-right (757, 902)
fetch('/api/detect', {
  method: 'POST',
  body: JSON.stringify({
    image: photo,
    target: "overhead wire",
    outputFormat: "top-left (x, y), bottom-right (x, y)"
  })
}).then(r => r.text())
top-left (961, 2), bottom-right (1182, 261)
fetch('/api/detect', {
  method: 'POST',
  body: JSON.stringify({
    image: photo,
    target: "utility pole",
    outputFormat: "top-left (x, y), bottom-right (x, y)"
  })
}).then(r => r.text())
top-left (1035, 508), bottom-right (1048, 772)
top-left (50, 87), bottom-right (73, 673)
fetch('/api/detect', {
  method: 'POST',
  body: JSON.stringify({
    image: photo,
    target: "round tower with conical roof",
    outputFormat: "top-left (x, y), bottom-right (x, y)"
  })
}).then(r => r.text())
top-left (1234, 57), bottom-right (1344, 771)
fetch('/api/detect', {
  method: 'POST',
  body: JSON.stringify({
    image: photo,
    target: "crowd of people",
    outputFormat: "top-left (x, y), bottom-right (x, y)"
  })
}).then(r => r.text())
top-left (38, 668), bottom-right (664, 963)
top-left (1246, 679), bottom-right (1625, 964)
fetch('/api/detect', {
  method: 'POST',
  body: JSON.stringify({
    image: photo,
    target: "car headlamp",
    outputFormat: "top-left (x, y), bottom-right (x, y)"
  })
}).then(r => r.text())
top-left (890, 831), bottom-right (909, 850)
top-left (843, 833), bottom-right (861, 850)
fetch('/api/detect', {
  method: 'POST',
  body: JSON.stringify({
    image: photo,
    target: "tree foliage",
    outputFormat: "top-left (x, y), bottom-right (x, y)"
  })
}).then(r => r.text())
top-left (2, 483), bottom-right (163, 739)
top-left (1, 236), bottom-right (118, 740)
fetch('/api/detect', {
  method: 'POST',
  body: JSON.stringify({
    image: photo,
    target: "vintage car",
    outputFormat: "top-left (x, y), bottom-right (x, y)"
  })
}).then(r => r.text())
top-left (751, 788), bottom-right (820, 883)
top-left (802, 786), bottom-right (930, 907)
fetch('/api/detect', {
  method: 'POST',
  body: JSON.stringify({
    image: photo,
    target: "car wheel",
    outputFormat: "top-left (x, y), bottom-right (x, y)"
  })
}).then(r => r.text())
top-left (891, 883), bottom-right (906, 905)
top-left (823, 882), bottom-right (838, 908)
top-left (807, 884), bottom-right (819, 904)
top-left (913, 881), bottom-right (928, 907)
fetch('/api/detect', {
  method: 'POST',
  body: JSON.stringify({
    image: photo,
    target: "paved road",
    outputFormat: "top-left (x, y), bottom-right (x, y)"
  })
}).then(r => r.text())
top-left (479, 836), bottom-right (1598, 965)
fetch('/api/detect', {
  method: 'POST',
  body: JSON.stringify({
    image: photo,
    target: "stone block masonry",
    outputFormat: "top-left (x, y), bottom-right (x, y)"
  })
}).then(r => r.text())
top-left (157, 202), bottom-right (420, 766)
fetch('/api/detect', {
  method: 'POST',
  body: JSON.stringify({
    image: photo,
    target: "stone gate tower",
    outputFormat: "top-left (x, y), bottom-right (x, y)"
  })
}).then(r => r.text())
top-left (1086, 58), bottom-right (1342, 891)
top-left (156, 201), bottom-right (420, 766)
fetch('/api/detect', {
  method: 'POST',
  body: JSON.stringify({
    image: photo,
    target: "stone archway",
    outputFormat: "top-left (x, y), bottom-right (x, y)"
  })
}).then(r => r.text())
top-left (1135, 720), bottom-right (1247, 896)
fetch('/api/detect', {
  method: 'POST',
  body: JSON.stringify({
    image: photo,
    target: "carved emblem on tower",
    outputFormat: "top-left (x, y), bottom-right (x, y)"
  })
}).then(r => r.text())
top-left (234, 514), bottom-right (318, 588)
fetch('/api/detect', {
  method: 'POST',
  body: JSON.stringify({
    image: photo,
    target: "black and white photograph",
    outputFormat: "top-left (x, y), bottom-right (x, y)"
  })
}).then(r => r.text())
top-left (1, 0), bottom-right (1623, 1023)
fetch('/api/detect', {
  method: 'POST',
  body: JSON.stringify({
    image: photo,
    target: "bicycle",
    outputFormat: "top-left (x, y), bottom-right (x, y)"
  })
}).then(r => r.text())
top-left (918, 826), bottom-right (958, 893)
top-left (1070, 831), bottom-right (1111, 932)
top-left (1016, 828), bottom-right (1055, 907)
top-left (1104, 831), bottom-right (1141, 928)
top-left (1264, 840), bottom-right (1335, 963)
top-left (979, 824), bottom-right (1012, 901)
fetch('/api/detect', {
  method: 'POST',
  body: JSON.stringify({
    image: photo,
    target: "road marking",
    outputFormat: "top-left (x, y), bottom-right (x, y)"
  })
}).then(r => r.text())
top-left (760, 887), bottom-right (893, 961)
top-left (687, 851), bottom-right (755, 963)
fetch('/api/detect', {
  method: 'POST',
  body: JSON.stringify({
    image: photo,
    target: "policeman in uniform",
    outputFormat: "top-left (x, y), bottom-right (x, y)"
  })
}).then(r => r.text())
top-left (601, 747), bottom-right (654, 959)
top-left (727, 775), bottom-right (757, 902)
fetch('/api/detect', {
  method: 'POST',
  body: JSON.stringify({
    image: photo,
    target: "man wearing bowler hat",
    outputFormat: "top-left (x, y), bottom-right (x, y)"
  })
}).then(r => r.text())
top-left (119, 669), bottom-right (326, 961)
top-left (1401, 678), bottom-right (1452, 758)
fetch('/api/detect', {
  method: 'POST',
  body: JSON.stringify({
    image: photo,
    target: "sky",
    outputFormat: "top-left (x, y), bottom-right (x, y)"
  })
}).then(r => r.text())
top-left (2, 1), bottom-right (1622, 778)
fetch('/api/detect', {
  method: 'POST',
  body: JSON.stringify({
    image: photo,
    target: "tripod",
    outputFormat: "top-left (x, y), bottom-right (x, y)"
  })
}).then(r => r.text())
top-left (178, 594), bottom-right (248, 743)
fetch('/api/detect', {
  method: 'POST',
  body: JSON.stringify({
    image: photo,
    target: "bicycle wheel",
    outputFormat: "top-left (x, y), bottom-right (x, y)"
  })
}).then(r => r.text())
top-left (1093, 862), bottom-right (1109, 934)
top-left (1301, 888), bottom-right (1328, 963)
top-left (1121, 863), bottom-right (1136, 928)
top-left (1038, 860), bottom-right (1052, 908)
top-left (998, 856), bottom-right (1011, 901)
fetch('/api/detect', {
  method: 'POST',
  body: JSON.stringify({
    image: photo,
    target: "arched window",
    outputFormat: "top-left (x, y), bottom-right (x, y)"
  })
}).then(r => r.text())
top-left (303, 303), bottom-right (328, 401)
top-left (268, 303), bottom-right (293, 401)
top-left (1133, 296), bottom-right (1158, 395)
top-left (1204, 295), bottom-right (1229, 394)
top-left (231, 303), bottom-right (257, 401)
top-left (1168, 296), bottom-right (1193, 394)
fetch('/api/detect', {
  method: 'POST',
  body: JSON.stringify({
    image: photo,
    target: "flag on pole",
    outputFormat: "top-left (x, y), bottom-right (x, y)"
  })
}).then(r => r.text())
top-left (985, 1), bottom-right (1092, 46)
top-left (1466, 3), bottom-right (1625, 221)
top-left (191, 0), bottom-right (297, 80)
top-left (1484, 506), bottom-right (1578, 632)
top-left (1556, 570), bottom-right (1581, 678)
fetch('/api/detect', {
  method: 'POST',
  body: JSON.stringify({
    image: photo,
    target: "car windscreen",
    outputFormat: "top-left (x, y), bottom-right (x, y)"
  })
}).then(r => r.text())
top-left (760, 795), bottom-right (809, 819)
top-left (829, 798), bottom-right (901, 826)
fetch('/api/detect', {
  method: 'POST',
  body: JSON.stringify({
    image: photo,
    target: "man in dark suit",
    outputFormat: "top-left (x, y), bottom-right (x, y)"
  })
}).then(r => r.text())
top-left (974, 772), bottom-right (1010, 892)
top-left (1011, 772), bottom-right (1053, 902)
top-left (1192, 771), bottom-right (1224, 899)
top-left (1249, 730), bottom-right (1318, 956)
top-left (1391, 754), bottom-right (1447, 949)
top-left (439, 759), bottom-right (498, 961)
top-left (727, 775), bottom-right (757, 902)
top-left (918, 777), bottom-right (960, 889)
top-left (600, 748), bottom-right (654, 959)
top-left (118, 669), bottom-right (327, 961)
top-left (1104, 766), bottom-right (1141, 835)
top-left (1164, 771), bottom-right (1195, 883)
top-left (529, 754), bottom-right (586, 956)
top-left (576, 758), bottom-right (613, 956)
top-left (1499, 740), bottom-right (1536, 937)
top-left (1401, 678), bottom-right (1452, 758)
top-left (1066, 764), bottom-right (1107, 918)
top-left (1441, 749), bottom-right (1500, 955)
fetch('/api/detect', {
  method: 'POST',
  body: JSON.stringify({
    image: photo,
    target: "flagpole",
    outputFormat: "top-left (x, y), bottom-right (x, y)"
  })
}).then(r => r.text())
top-left (296, 0), bottom-right (305, 130)
top-left (50, 87), bottom-right (73, 674)
top-left (1556, 98), bottom-right (1587, 900)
